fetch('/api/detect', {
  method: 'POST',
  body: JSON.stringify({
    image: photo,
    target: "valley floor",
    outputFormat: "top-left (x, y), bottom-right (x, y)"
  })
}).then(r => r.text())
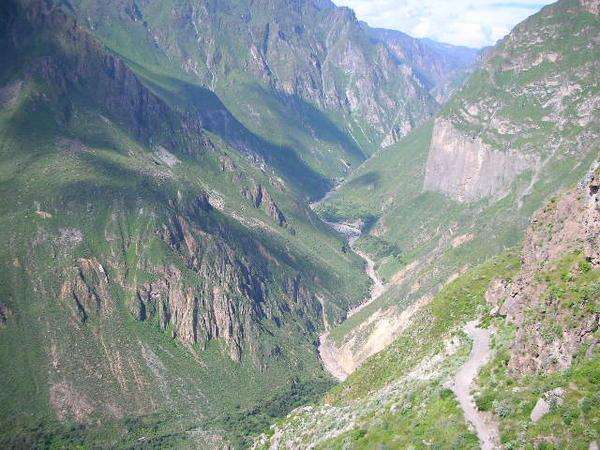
top-left (315, 214), bottom-right (388, 381)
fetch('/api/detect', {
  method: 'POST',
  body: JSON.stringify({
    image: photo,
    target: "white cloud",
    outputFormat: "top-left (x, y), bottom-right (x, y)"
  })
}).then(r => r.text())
top-left (334, 0), bottom-right (554, 47)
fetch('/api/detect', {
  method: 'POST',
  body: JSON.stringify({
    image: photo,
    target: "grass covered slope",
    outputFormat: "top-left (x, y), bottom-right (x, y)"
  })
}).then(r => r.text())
top-left (255, 252), bottom-right (521, 449)
top-left (0, 0), bottom-right (370, 446)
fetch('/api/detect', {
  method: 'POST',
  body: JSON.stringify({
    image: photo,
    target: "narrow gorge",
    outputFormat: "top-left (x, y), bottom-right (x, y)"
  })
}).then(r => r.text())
top-left (316, 218), bottom-right (388, 380)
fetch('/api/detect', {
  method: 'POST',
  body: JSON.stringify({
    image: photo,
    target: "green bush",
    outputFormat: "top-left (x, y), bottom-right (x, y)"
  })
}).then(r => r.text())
top-left (476, 392), bottom-right (495, 412)
top-left (561, 408), bottom-right (579, 425)
top-left (349, 428), bottom-right (367, 441)
top-left (578, 260), bottom-right (592, 273)
top-left (493, 399), bottom-right (514, 418)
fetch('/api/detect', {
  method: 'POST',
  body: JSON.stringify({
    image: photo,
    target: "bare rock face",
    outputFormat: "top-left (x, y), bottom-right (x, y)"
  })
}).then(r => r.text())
top-left (61, 258), bottom-right (111, 324)
top-left (219, 154), bottom-right (237, 173)
top-left (581, 0), bottom-right (600, 15)
top-left (488, 165), bottom-right (600, 376)
top-left (135, 262), bottom-right (252, 361)
top-left (423, 118), bottom-right (536, 202)
top-left (242, 183), bottom-right (287, 227)
top-left (424, 0), bottom-right (599, 203)
top-left (0, 302), bottom-right (9, 327)
top-left (364, 26), bottom-right (479, 102)
top-left (530, 387), bottom-right (565, 423)
top-left (522, 164), bottom-right (600, 268)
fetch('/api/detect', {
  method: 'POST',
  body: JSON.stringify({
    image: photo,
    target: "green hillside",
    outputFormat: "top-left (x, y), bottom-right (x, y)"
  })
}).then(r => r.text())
top-left (0, 0), bottom-right (371, 446)
top-left (0, 0), bottom-right (598, 448)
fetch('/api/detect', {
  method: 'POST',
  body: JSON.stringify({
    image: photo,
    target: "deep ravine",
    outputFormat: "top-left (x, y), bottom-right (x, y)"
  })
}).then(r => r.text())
top-left (315, 218), bottom-right (387, 381)
top-left (312, 208), bottom-right (500, 450)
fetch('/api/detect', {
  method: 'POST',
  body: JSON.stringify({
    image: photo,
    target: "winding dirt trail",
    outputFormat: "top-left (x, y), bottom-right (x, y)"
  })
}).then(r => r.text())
top-left (316, 219), bottom-right (387, 381)
top-left (450, 321), bottom-right (501, 450)
top-left (312, 198), bottom-right (501, 446)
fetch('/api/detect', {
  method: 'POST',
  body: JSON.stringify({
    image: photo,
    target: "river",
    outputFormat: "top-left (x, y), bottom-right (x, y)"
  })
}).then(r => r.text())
top-left (314, 215), bottom-right (387, 380)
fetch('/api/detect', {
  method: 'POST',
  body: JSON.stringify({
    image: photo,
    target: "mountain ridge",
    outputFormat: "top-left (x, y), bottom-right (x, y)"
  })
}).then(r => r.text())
top-left (0, 0), bottom-right (598, 448)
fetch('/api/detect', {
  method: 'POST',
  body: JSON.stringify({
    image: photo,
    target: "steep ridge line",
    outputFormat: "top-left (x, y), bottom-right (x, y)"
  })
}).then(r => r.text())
top-left (449, 321), bottom-right (501, 450)
top-left (314, 216), bottom-right (388, 380)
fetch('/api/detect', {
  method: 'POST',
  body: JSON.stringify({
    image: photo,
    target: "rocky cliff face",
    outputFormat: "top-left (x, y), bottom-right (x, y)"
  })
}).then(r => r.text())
top-left (488, 164), bottom-right (599, 375)
top-left (423, 117), bottom-right (537, 202)
top-left (423, 0), bottom-right (599, 203)
top-left (242, 183), bottom-right (288, 227)
top-left (64, 0), bottom-right (474, 157)
top-left (364, 26), bottom-right (479, 102)
top-left (150, 0), bottom-right (438, 147)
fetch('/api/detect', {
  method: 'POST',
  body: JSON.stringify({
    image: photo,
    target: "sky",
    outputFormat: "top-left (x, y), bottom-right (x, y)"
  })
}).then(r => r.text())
top-left (333, 0), bottom-right (555, 48)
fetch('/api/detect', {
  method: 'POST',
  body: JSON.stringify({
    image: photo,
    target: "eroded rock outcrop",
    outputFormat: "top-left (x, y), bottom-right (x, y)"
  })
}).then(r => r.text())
top-left (135, 262), bottom-right (253, 361)
top-left (423, 118), bottom-right (536, 202)
top-left (50, 381), bottom-right (95, 422)
top-left (0, 302), bottom-right (9, 327)
top-left (487, 164), bottom-right (600, 376)
top-left (282, 274), bottom-right (321, 332)
top-left (151, 214), bottom-right (266, 360)
top-left (242, 183), bottom-right (287, 227)
top-left (60, 258), bottom-right (111, 324)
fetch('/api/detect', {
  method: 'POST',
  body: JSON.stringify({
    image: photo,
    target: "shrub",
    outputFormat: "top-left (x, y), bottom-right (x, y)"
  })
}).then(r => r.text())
top-left (349, 428), bottom-right (367, 441)
top-left (578, 260), bottom-right (592, 273)
top-left (476, 392), bottom-right (495, 412)
top-left (439, 388), bottom-right (454, 400)
top-left (560, 272), bottom-right (574, 282)
top-left (561, 408), bottom-right (579, 425)
top-left (580, 397), bottom-right (591, 414)
top-left (493, 399), bottom-right (514, 418)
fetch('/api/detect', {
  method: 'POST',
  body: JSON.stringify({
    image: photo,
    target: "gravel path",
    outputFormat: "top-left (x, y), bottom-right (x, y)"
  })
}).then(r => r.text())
top-left (450, 321), bottom-right (501, 449)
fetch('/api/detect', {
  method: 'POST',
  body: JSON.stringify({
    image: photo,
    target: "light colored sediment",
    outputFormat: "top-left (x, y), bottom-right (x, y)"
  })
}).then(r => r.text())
top-left (318, 331), bottom-right (350, 381)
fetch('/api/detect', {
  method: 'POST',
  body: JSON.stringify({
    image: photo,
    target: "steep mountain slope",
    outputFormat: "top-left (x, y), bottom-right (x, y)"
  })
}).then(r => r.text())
top-left (256, 163), bottom-right (599, 450)
top-left (363, 25), bottom-right (480, 102)
top-left (0, 0), bottom-right (481, 446)
top-left (61, 0), bottom-right (474, 189)
top-left (316, 0), bottom-right (599, 373)
top-left (1, 0), bottom-right (597, 447)
top-left (0, 0), bottom-right (372, 446)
